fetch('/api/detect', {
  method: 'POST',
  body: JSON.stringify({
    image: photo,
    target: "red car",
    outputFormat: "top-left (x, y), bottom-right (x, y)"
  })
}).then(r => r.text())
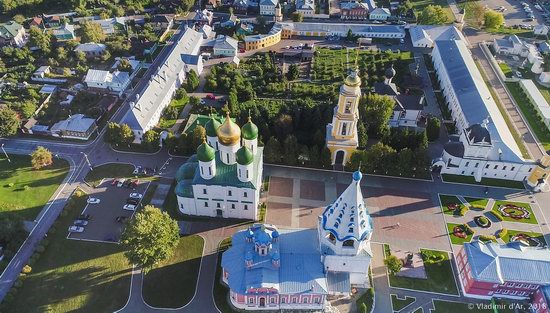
top-left (131, 179), bottom-right (139, 188)
top-left (111, 178), bottom-right (119, 186)
top-left (206, 94), bottom-right (216, 100)
top-left (239, 49), bottom-right (245, 53)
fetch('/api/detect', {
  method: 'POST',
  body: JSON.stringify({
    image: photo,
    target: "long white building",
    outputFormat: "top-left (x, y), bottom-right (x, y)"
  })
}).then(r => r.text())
top-left (431, 39), bottom-right (538, 183)
top-left (121, 26), bottom-right (203, 143)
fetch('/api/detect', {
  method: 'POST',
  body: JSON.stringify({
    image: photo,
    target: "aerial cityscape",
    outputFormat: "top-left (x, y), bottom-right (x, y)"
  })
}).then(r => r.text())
top-left (0, 0), bottom-right (550, 312)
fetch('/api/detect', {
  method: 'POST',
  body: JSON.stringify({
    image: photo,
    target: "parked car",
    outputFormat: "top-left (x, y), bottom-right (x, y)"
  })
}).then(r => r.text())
top-left (199, 99), bottom-right (206, 105)
top-left (123, 204), bottom-right (137, 211)
top-left (87, 198), bottom-right (100, 204)
top-left (129, 192), bottom-right (143, 199)
top-left (111, 178), bottom-right (119, 186)
top-left (130, 179), bottom-right (139, 188)
top-left (68, 226), bottom-right (84, 233)
top-left (206, 94), bottom-right (216, 100)
top-left (117, 179), bottom-right (126, 187)
top-left (78, 214), bottom-right (91, 220)
top-left (123, 179), bottom-right (132, 188)
top-left (74, 219), bottom-right (89, 226)
top-left (133, 166), bottom-right (142, 175)
top-left (116, 216), bottom-right (129, 223)
top-left (126, 198), bottom-right (139, 205)
top-left (516, 71), bottom-right (523, 78)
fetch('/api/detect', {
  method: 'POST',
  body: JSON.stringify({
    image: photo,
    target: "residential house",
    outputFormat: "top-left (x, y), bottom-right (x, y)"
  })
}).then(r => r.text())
top-left (244, 23), bottom-right (282, 50)
top-left (233, 0), bottom-right (248, 13)
top-left (84, 69), bottom-right (131, 95)
top-left (205, 0), bottom-right (220, 9)
top-left (193, 9), bottom-right (214, 25)
top-left (457, 241), bottom-right (550, 304)
top-left (90, 17), bottom-right (127, 35)
top-left (29, 16), bottom-right (44, 28)
top-left (340, 0), bottom-right (376, 20)
top-left (539, 42), bottom-right (550, 55)
top-left (111, 57), bottom-right (142, 73)
top-left (51, 24), bottom-right (76, 41)
top-left (534, 24), bottom-right (549, 36)
top-left (74, 42), bottom-right (107, 58)
top-left (50, 114), bottom-right (97, 140)
top-left (260, 0), bottom-right (278, 16)
top-left (493, 35), bottom-right (531, 57)
top-left (214, 35), bottom-right (238, 56)
top-left (43, 15), bottom-right (61, 28)
top-left (237, 23), bottom-right (254, 35)
top-left (369, 7), bottom-right (391, 21)
top-left (519, 79), bottom-right (550, 131)
top-left (279, 22), bottom-right (405, 39)
top-left (296, 0), bottom-right (315, 16)
top-left (0, 21), bottom-right (27, 47)
top-left (151, 15), bottom-right (174, 31)
top-left (374, 65), bottom-right (423, 128)
top-left (32, 66), bottom-right (51, 79)
top-left (221, 15), bottom-right (239, 28)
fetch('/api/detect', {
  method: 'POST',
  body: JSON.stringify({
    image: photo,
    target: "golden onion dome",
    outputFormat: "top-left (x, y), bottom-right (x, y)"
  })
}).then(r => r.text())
top-left (344, 67), bottom-right (361, 87)
top-left (217, 111), bottom-right (241, 146)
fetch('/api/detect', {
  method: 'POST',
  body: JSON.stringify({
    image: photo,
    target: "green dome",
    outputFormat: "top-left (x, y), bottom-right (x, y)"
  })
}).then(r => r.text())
top-left (188, 154), bottom-right (198, 163)
top-left (205, 117), bottom-right (221, 137)
top-left (175, 181), bottom-right (193, 198)
top-left (242, 117), bottom-right (258, 140)
top-left (236, 146), bottom-right (254, 165)
top-left (176, 162), bottom-right (197, 182)
top-left (197, 141), bottom-right (216, 162)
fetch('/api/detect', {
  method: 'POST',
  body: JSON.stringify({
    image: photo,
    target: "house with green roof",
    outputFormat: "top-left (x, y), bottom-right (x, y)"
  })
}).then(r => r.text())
top-left (175, 112), bottom-right (263, 220)
top-left (0, 21), bottom-right (27, 48)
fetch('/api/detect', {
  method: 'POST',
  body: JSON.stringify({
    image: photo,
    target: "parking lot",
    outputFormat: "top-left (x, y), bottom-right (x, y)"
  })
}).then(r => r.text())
top-left (67, 179), bottom-right (151, 243)
top-left (482, 0), bottom-right (546, 27)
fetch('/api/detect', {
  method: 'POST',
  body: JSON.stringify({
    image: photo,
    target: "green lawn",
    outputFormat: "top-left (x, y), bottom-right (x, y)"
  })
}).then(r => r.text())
top-left (432, 300), bottom-right (515, 313)
top-left (142, 235), bottom-right (204, 308)
top-left (410, 0), bottom-right (454, 23)
top-left (474, 61), bottom-right (531, 159)
top-left (492, 200), bottom-right (538, 224)
top-left (506, 82), bottom-right (550, 151)
top-left (4, 190), bottom-right (131, 313)
top-left (214, 238), bottom-right (235, 313)
top-left (487, 27), bottom-right (534, 38)
top-left (447, 223), bottom-right (473, 245)
top-left (464, 197), bottom-right (489, 210)
top-left (442, 174), bottom-right (525, 189)
top-left (498, 63), bottom-right (513, 78)
top-left (385, 245), bottom-right (459, 295)
top-left (439, 194), bottom-right (465, 216)
top-left (391, 294), bottom-right (415, 311)
top-left (84, 163), bottom-right (136, 187)
top-left (158, 96), bottom-right (188, 130)
top-left (502, 229), bottom-right (547, 246)
top-left (356, 288), bottom-right (375, 313)
top-left (412, 308), bottom-right (423, 313)
top-left (0, 155), bottom-right (69, 220)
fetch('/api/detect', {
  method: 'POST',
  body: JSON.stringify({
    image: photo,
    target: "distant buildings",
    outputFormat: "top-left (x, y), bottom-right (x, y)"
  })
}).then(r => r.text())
top-left (84, 69), bottom-right (131, 95)
top-left (279, 22), bottom-right (406, 39)
top-left (90, 17), bottom-right (127, 35)
top-left (296, 0), bottom-right (315, 16)
top-left (457, 241), bottom-right (550, 304)
top-left (51, 23), bottom-right (76, 41)
top-left (340, 0), bottom-right (376, 20)
top-left (260, 0), bottom-right (278, 16)
top-left (519, 79), bottom-right (550, 132)
top-left (244, 23), bottom-right (282, 51)
top-left (151, 15), bottom-right (174, 31)
top-left (214, 36), bottom-right (238, 56)
top-left (74, 43), bottom-right (107, 58)
top-left (326, 69), bottom-right (361, 167)
top-left (175, 113), bottom-right (263, 220)
top-left (534, 24), bottom-right (549, 36)
top-left (369, 7), bottom-right (391, 21)
top-left (0, 21), bottom-right (27, 47)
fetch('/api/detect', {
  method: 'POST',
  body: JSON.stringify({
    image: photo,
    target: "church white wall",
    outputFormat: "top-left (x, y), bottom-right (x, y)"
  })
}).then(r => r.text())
top-left (199, 160), bottom-right (216, 179)
top-left (349, 272), bottom-right (370, 287)
top-left (177, 195), bottom-right (197, 215)
top-left (237, 163), bottom-right (254, 182)
top-left (207, 136), bottom-right (219, 150)
top-left (243, 138), bottom-right (258, 154)
top-left (219, 143), bottom-right (240, 165)
top-left (191, 184), bottom-right (258, 220)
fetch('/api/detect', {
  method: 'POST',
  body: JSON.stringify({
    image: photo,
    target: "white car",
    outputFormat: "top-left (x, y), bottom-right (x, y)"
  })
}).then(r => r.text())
top-left (129, 193), bottom-right (143, 199)
top-left (117, 179), bottom-right (126, 188)
top-left (74, 219), bottom-right (89, 226)
top-left (87, 198), bottom-right (100, 204)
top-left (516, 71), bottom-right (523, 78)
top-left (133, 166), bottom-right (142, 175)
top-left (200, 99), bottom-right (206, 105)
top-left (68, 226), bottom-right (84, 233)
top-left (123, 204), bottom-right (137, 211)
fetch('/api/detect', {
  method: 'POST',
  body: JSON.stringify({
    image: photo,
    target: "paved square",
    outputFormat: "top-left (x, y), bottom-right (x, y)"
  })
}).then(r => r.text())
top-left (299, 179), bottom-right (326, 201)
top-left (68, 179), bottom-right (150, 243)
top-left (266, 201), bottom-right (293, 226)
top-left (268, 176), bottom-right (294, 198)
top-left (296, 205), bottom-right (325, 228)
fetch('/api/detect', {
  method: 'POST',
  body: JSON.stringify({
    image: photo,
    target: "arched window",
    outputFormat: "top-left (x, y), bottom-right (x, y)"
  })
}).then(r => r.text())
top-left (341, 123), bottom-right (347, 135)
top-left (343, 239), bottom-right (354, 248)
top-left (326, 233), bottom-right (336, 244)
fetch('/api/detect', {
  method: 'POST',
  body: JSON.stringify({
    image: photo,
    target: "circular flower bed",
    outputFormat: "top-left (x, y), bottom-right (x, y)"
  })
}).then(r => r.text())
top-left (511, 233), bottom-right (543, 247)
top-left (453, 226), bottom-right (467, 238)
top-left (474, 216), bottom-right (492, 228)
top-left (447, 203), bottom-right (459, 212)
top-left (498, 204), bottom-right (530, 220)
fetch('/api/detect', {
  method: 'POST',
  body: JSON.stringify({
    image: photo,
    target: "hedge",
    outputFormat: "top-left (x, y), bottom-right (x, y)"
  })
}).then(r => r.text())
top-left (479, 234), bottom-right (497, 242)
top-left (462, 224), bottom-right (475, 235)
top-left (497, 228), bottom-right (508, 239)
top-left (491, 211), bottom-right (504, 221)
top-left (458, 206), bottom-right (469, 216)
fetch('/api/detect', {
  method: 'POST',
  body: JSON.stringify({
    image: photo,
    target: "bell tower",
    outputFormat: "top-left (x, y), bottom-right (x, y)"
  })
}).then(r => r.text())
top-left (326, 67), bottom-right (361, 167)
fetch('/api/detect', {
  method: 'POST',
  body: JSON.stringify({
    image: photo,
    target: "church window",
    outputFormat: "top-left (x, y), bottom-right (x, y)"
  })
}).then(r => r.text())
top-left (511, 167), bottom-right (515, 171)
top-left (343, 240), bottom-right (354, 247)
top-left (528, 168), bottom-right (532, 172)
top-left (475, 163), bottom-right (479, 168)
top-left (303, 298), bottom-right (308, 304)
top-left (244, 205), bottom-right (248, 210)
top-left (327, 233), bottom-right (336, 244)
top-left (344, 101), bottom-right (352, 113)
top-left (341, 123), bottom-right (347, 135)
top-left (465, 162), bottom-right (469, 167)
top-left (292, 298), bottom-right (297, 303)
top-left (249, 298), bottom-right (254, 304)
top-left (348, 227), bottom-right (353, 233)
top-left (205, 202), bottom-right (208, 207)
top-left (271, 298), bottom-right (275, 304)
top-left (494, 165), bottom-right (498, 170)
top-left (231, 204), bottom-right (235, 209)
top-left (201, 167), bottom-right (204, 175)
top-left (226, 154), bottom-right (230, 163)
top-left (503, 166), bottom-right (507, 170)
top-left (246, 170), bottom-right (249, 178)
top-left (244, 192), bottom-right (248, 198)
top-left (228, 190), bottom-right (232, 196)
top-left (314, 298), bottom-right (320, 304)
top-left (203, 189), bottom-right (207, 194)
top-left (208, 167), bottom-right (212, 175)
top-left (281, 298), bottom-right (286, 304)
top-left (217, 203), bottom-right (221, 208)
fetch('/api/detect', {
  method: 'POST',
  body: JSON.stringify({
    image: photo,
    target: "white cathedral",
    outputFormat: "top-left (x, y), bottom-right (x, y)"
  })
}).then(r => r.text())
top-left (175, 112), bottom-right (263, 220)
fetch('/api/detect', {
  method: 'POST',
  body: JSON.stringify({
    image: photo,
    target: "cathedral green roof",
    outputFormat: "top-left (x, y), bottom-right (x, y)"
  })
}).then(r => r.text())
top-left (241, 118), bottom-right (258, 140)
top-left (236, 146), bottom-right (254, 165)
top-left (197, 142), bottom-right (216, 162)
top-left (176, 162), bottom-right (197, 182)
top-left (175, 179), bottom-right (194, 198)
top-left (205, 117), bottom-right (221, 137)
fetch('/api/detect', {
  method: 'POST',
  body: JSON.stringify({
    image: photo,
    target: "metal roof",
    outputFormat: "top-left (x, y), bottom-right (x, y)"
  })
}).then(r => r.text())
top-left (519, 79), bottom-right (550, 121)
top-left (326, 271), bottom-right (351, 294)
top-left (0, 21), bottom-right (23, 38)
top-left (50, 114), bottom-right (96, 133)
top-left (434, 39), bottom-right (524, 163)
top-left (214, 35), bottom-right (238, 50)
top-left (84, 69), bottom-right (111, 84)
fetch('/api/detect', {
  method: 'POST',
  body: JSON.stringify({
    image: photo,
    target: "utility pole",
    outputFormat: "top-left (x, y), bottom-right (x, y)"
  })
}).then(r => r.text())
top-left (80, 152), bottom-right (92, 171)
top-left (1, 144), bottom-right (10, 163)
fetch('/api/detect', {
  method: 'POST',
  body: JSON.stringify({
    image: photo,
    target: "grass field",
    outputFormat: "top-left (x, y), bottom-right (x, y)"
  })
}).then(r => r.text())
top-left (442, 174), bottom-right (526, 189)
top-left (4, 190), bottom-right (131, 313)
top-left (464, 197), bottom-right (489, 210)
top-left (447, 223), bottom-right (474, 245)
top-left (439, 195), bottom-right (465, 216)
top-left (498, 63), bottom-right (513, 78)
top-left (0, 155), bottom-right (69, 220)
top-left (84, 163), bottom-right (136, 187)
top-left (492, 200), bottom-right (538, 224)
top-left (506, 82), bottom-right (550, 151)
top-left (502, 229), bottom-right (547, 246)
top-left (385, 245), bottom-right (459, 295)
top-left (391, 294), bottom-right (415, 311)
top-left (158, 96), bottom-right (188, 130)
top-left (410, 0), bottom-right (455, 23)
top-left (142, 235), bottom-right (204, 308)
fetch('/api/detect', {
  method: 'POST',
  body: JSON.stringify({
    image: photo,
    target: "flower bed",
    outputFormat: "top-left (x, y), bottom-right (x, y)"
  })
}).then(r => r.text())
top-left (498, 204), bottom-right (530, 220)
top-left (491, 201), bottom-right (538, 224)
top-left (510, 233), bottom-right (544, 247)
top-left (453, 226), bottom-right (467, 238)
top-left (474, 216), bottom-right (491, 228)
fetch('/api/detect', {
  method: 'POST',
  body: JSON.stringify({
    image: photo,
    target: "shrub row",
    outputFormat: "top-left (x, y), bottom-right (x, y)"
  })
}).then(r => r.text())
top-left (462, 224), bottom-right (475, 236)
top-left (497, 228), bottom-right (508, 239)
top-left (491, 211), bottom-right (504, 221)
top-left (479, 234), bottom-right (497, 242)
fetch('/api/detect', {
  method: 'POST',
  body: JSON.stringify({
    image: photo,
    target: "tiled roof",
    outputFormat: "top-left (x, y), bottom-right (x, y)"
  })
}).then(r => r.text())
top-left (0, 21), bottom-right (23, 38)
top-left (464, 241), bottom-right (550, 285)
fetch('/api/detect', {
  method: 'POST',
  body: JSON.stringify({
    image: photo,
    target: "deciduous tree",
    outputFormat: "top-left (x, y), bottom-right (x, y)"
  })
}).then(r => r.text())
top-left (426, 116), bottom-right (441, 141)
top-left (31, 146), bottom-right (53, 170)
top-left (185, 70), bottom-right (199, 92)
top-left (119, 123), bottom-right (135, 145)
top-left (142, 130), bottom-right (160, 151)
top-left (484, 10), bottom-right (505, 29)
top-left (0, 107), bottom-right (19, 137)
top-left (264, 137), bottom-right (282, 163)
top-left (29, 26), bottom-right (52, 54)
top-left (81, 21), bottom-right (106, 43)
top-left (121, 206), bottom-right (180, 272)
top-left (291, 12), bottom-right (303, 22)
top-left (286, 64), bottom-right (299, 81)
top-left (362, 93), bottom-right (394, 137)
top-left (418, 5), bottom-right (448, 25)
top-left (384, 254), bottom-right (403, 274)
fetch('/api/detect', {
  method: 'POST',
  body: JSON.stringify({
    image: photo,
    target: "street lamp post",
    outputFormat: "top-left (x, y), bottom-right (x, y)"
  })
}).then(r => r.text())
top-left (80, 152), bottom-right (93, 171)
top-left (1, 144), bottom-right (10, 163)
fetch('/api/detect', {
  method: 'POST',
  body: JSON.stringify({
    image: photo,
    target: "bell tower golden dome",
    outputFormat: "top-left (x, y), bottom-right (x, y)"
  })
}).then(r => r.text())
top-left (217, 111), bottom-right (241, 146)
